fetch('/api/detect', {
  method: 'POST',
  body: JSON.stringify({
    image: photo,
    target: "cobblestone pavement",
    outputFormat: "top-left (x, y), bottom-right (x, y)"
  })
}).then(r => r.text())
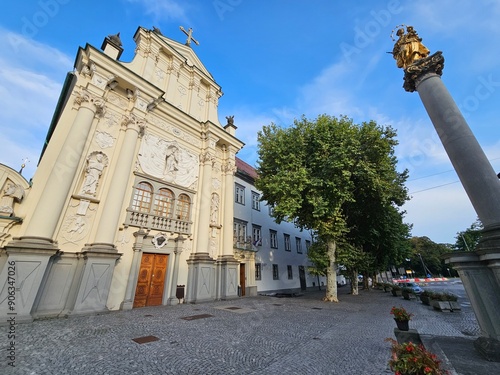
top-left (1, 285), bottom-right (499, 374)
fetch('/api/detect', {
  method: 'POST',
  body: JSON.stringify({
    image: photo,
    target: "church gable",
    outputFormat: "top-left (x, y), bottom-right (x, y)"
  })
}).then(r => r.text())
top-left (123, 27), bottom-right (222, 124)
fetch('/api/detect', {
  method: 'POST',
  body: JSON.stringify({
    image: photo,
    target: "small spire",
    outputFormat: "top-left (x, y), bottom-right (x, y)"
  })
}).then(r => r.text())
top-left (19, 157), bottom-right (29, 174)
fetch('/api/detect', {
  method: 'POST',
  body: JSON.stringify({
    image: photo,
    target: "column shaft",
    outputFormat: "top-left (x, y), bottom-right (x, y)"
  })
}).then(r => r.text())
top-left (416, 73), bottom-right (500, 227)
top-left (93, 119), bottom-right (142, 245)
top-left (25, 100), bottom-right (101, 239)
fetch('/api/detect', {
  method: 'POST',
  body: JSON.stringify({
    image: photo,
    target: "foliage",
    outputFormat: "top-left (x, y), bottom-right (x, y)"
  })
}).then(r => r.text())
top-left (386, 339), bottom-right (448, 375)
top-left (306, 237), bottom-right (329, 277)
top-left (431, 292), bottom-right (458, 302)
top-left (401, 287), bottom-right (414, 294)
top-left (390, 306), bottom-right (413, 321)
top-left (391, 284), bottom-right (402, 291)
top-left (407, 237), bottom-right (451, 277)
top-left (256, 114), bottom-right (410, 301)
top-left (453, 218), bottom-right (482, 252)
top-left (419, 290), bottom-right (436, 298)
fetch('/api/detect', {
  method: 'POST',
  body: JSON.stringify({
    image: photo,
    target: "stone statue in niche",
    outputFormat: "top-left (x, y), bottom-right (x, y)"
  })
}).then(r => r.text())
top-left (0, 182), bottom-right (25, 216)
top-left (138, 133), bottom-right (199, 188)
top-left (210, 193), bottom-right (219, 225)
top-left (80, 151), bottom-right (108, 196)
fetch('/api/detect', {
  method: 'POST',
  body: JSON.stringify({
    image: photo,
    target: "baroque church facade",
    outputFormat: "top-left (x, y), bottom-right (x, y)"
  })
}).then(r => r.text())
top-left (0, 27), bottom-right (318, 323)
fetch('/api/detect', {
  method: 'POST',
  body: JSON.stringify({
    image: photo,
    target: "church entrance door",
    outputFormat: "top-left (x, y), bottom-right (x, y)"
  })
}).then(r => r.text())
top-left (133, 253), bottom-right (169, 308)
top-left (240, 263), bottom-right (246, 296)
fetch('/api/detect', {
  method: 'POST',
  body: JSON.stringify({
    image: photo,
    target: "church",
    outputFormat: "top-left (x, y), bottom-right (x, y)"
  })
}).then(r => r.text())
top-left (0, 27), bottom-right (319, 323)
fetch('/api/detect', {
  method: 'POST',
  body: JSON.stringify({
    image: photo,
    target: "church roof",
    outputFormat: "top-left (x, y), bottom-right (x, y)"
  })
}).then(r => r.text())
top-left (235, 157), bottom-right (258, 181)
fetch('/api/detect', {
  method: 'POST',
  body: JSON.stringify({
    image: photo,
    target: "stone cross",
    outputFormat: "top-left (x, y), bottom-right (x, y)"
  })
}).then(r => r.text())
top-left (179, 26), bottom-right (199, 47)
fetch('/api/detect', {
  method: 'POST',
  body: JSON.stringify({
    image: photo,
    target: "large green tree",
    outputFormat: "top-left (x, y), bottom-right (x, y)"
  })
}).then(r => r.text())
top-left (408, 236), bottom-right (451, 276)
top-left (256, 115), bottom-right (408, 301)
top-left (453, 218), bottom-right (482, 252)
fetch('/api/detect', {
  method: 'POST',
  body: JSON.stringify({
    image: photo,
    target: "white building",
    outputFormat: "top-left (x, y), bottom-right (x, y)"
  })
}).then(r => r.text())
top-left (233, 158), bottom-right (326, 296)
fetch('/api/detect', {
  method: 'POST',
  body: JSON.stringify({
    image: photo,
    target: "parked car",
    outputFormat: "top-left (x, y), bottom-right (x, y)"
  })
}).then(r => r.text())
top-left (398, 282), bottom-right (423, 295)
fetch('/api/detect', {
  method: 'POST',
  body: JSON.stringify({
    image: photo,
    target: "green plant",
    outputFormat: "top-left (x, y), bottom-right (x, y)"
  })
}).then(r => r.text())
top-left (420, 290), bottom-right (435, 298)
top-left (391, 284), bottom-right (402, 291)
top-left (386, 338), bottom-right (448, 375)
top-left (432, 292), bottom-right (458, 302)
top-left (390, 306), bottom-right (414, 321)
top-left (401, 287), bottom-right (414, 294)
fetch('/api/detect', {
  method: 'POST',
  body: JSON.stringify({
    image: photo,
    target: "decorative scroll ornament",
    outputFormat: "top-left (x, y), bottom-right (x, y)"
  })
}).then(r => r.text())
top-left (74, 89), bottom-right (105, 116)
top-left (403, 52), bottom-right (445, 92)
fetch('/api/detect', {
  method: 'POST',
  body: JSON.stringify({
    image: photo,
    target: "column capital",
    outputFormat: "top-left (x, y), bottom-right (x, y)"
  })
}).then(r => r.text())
top-left (199, 151), bottom-right (215, 165)
top-left (74, 89), bottom-right (105, 116)
top-left (222, 161), bottom-right (237, 175)
top-left (403, 51), bottom-right (445, 92)
top-left (121, 113), bottom-right (147, 136)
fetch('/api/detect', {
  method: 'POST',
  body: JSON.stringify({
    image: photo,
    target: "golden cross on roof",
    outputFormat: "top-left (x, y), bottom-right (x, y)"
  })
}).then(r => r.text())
top-left (179, 26), bottom-right (199, 47)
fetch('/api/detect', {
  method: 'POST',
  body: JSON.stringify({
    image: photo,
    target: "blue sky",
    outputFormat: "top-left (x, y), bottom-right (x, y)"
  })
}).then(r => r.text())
top-left (1, 0), bottom-right (499, 245)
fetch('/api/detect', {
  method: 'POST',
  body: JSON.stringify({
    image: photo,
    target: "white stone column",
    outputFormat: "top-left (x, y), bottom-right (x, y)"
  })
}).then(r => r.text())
top-left (121, 229), bottom-right (147, 310)
top-left (217, 148), bottom-right (239, 300)
top-left (25, 90), bottom-right (105, 240)
top-left (186, 134), bottom-right (217, 303)
top-left (195, 150), bottom-right (215, 254)
top-left (168, 235), bottom-right (185, 305)
top-left (91, 114), bottom-right (145, 249)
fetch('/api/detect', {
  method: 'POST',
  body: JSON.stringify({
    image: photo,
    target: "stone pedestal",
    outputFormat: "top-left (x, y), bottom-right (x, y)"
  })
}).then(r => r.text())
top-left (394, 328), bottom-right (422, 345)
top-left (62, 244), bottom-right (121, 316)
top-left (0, 237), bottom-right (60, 323)
top-left (217, 255), bottom-right (240, 300)
top-left (185, 252), bottom-right (216, 303)
top-left (444, 250), bottom-right (500, 361)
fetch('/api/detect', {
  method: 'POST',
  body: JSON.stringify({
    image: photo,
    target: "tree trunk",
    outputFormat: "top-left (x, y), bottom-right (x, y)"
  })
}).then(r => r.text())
top-left (350, 269), bottom-right (359, 295)
top-left (323, 240), bottom-right (339, 302)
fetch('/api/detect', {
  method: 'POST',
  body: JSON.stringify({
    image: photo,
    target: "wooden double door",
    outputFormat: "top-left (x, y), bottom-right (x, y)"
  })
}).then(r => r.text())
top-left (133, 253), bottom-right (169, 308)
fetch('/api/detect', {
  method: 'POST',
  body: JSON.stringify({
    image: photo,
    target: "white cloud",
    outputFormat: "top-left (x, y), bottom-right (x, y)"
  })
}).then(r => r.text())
top-left (125, 0), bottom-right (189, 22)
top-left (404, 183), bottom-right (477, 244)
top-left (0, 28), bottom-right (71, 179)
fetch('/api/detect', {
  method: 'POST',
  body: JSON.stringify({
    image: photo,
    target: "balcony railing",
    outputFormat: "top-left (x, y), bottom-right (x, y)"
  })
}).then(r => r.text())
top-left (126, 209), bottom-right (192, 235)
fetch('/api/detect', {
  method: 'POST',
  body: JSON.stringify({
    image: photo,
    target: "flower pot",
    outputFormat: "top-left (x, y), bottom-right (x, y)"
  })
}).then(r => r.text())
top-left (419, 295), bottom-right (430, 306)
top-left (394, 319), bottom-right (409, 331)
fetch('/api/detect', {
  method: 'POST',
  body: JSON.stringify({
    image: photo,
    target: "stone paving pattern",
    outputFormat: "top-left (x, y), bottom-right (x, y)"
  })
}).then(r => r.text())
top-left (1, 282), bottom-right (499, 374)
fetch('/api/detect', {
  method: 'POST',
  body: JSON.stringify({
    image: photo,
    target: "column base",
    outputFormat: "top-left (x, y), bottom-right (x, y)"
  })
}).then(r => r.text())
top-left (0, 237), bottom-right (60, 323)
top-left (186, 253), bottom-right (216, 303)
top-left (217, 255), bottom-right (240, 300)
top-left (474, 337), bottom-right (500, 362)
top-left (63, 243), bottom-right (122, 316)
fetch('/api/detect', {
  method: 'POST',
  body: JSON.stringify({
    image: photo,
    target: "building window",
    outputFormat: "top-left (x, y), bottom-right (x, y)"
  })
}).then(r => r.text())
top-left (287, 265), bottom-right (293, 279)
top-left (255, 263), bottom-right (262, 280)
top-left (296, 237), bottom-right (302, 253)
top-left (252, 225), bottom-right (262, 246)
top-left (268, 205), bottom-right (274, 216)
top-left (284, 234), bottom-right (291, 251)
top-left (132, 182), bottom-right (153, 212)
top-left (305, 240), bottom-right (311, 253)
top-left (269, 230), bottom-right (278, 249)
top-left (154, 188), bottom-right (174, 217)
top-left (175, 194), bottom-right (191, 221)
top-left (251, 191), bottom-right (260, 211)
top-left (234, 219), bottom-right (247, 246)
top-left (272, 264), bottom-right (279, 280)
top-left (235, 184), bottom-right (245, 205)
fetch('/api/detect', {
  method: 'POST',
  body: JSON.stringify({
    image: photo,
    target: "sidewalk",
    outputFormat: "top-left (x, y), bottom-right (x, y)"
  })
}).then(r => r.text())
top-left (1, 286), bottom-right (499, 374)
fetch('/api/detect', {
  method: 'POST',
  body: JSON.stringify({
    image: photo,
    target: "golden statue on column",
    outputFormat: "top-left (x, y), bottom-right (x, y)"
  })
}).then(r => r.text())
top-left (391, 25), bottom-right (430, 69)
